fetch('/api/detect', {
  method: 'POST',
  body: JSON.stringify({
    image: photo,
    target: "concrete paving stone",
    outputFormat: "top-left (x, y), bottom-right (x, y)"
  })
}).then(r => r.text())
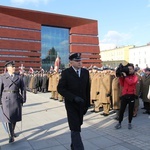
top-left (120, 142), bottom-right (143, 150)
top-left (141, 146), bottom-right (150, 150)
top-left (42, 145), bottom-right (68, 150)
top-left (23, 129), bottom-right (51, 140)
top-left (83, 140), bottom-right (100, 150)
top-left (81, 129), bottom-right (102, 140)
top-left (103, 144), bottom-right (130, 150)
top-left (54, 132), bottom-right (71, 144)
top-left (103, 135), bottom-right (123, 144)
top-left (1, 92), bottom-right (150, 150)
top-left (136, 135), bottom-right (150, 143)
top-left (90, 128), bottom-right (108, 136)
top-left (28, 137), bottom-right (61, 150)
top-left (1, 141), bottom-right (32, 150)
top-left (88, 136), bottom-right (117, 149)
top-left (41, 120), bottom-right (68, 131)
top-left (45, 127), bottom-right (69, 137)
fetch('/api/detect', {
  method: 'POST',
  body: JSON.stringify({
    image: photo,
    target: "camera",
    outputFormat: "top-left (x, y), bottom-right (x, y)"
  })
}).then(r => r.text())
top-left (116, 63), bottom-right (129, 77)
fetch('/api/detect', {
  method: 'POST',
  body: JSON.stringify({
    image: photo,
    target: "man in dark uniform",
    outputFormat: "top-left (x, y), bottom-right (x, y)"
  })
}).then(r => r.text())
top-left (0, 61), bottom-right (26, 143)
top-left (57, 53), bottom-right (90, 150)
top-left (32, 72), bottom-right (38, 94)
top-left (41, 72), bottom-right (48, 93)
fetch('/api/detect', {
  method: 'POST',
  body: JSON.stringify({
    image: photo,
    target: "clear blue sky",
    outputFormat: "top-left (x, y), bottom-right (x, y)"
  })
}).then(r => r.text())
top-left (0, 0), bottom-right (150, 50)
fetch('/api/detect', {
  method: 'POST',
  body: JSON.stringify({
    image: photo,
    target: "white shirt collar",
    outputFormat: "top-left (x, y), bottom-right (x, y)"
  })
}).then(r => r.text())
top-left (72, 66), bottom-right (81, 77)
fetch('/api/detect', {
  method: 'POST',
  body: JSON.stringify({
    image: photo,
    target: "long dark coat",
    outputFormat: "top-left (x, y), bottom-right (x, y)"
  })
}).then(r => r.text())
top-left (41, 75), bottom-right (48, 89)
top-left (0, 72), bottom-right (26, 123)
top-left (57, 67), bottom-right (90, 132)
top-left (32, 75), bottom-right (38, 89)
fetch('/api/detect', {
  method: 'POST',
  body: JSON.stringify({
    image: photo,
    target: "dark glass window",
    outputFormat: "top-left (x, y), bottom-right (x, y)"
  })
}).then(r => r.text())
top-left (41, 26), bottom-right (69, 71)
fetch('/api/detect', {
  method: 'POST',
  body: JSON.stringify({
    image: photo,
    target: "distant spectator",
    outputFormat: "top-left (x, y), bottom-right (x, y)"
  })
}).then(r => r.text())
top-left (134, 64), bottom-right (140, 72)
top-left (141, 68), bottom-right (150, 114)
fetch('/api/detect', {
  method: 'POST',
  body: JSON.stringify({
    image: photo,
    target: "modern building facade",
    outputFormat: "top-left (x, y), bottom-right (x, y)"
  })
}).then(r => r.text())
top-left (100, 45), bottom-right (134, 68)
top-left (0, 5), bottom-right (101, 73)
top-left (129, 44), bottom-right (150, 69)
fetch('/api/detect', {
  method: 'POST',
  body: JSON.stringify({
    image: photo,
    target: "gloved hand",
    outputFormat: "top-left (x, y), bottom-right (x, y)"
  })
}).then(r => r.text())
top-left (23, 99), bottom-right (26, 103)
top-left (96, 92), bottom-right (100, 95)
top-left (106, 93), bottom-right (111, 97)
top-left (74, 96), bottom-right (84, 103)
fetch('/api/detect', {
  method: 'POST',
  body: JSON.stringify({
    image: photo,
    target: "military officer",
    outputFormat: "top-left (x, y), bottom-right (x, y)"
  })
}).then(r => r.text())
top-left (57, 53), bottom-right (90, 150)
top-left (48, 71), bottom-right (55, 99)
top-left (100, 71), bottom-right (113, 116)
top-left (90, 68), bottom-right (101, 112)
top-left (41, 72), bottom-right (48, 93)
top-left (0, 61), bottom-right (26, 143)
top-left (133, 71), bottom-right (142, 117)
top-left (112, 74), bottom-right (121, 119)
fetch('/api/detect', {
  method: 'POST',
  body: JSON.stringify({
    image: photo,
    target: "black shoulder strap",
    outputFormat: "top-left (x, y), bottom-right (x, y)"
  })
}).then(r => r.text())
top-left (8, 75), bottom-right (21, 92)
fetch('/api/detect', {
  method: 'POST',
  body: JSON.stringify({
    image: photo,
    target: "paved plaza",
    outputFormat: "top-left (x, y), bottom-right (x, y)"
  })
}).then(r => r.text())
top-left (0, 92), bottom-right (150, 150)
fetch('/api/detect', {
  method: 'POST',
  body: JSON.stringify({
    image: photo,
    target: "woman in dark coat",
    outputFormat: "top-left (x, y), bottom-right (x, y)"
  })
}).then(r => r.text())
top-left (0, 61), bottom-right (26, 143)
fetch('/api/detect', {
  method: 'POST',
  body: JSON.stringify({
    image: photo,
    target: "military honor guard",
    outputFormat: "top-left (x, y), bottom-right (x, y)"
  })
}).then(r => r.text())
top-left (0, 61), bottom-right (26, 143)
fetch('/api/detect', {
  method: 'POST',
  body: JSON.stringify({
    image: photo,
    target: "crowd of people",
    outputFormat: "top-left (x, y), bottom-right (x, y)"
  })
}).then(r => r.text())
top-left (1, 55), bottom-right (150, 150)
top-left (21, 63), bottom-right (150, 119)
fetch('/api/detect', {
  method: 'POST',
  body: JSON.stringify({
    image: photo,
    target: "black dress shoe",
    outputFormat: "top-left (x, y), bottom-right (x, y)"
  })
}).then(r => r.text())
top-left (141, 107), bottom-right (146, 109)
top-left (114, 116), bottom-right (119, 120)
top-left (13, 133), bottom-right (17, 137)
top-left (9, 137), bottom-right (14, 143)
top-left (90, 110), bottom-right (99, 113)
top-left (143, 110), bottom-right (148, 114)
top-left (101, 113), bottom-right (109, 116)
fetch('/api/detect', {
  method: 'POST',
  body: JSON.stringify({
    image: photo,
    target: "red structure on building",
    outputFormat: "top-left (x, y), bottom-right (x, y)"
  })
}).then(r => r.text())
top-left (0, 5), bottom-right (101, 73)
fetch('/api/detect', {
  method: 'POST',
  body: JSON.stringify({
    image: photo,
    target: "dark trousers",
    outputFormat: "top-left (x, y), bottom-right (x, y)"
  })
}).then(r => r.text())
top-left (119, 96), bottom-right (135, 124)
top-left (42, 88), bottom-right (47, 93)
top-left (144, 102), bottom-right (150, 111)
top-left (71, 131), bottom-right (84, 150)
top-left (33, 89), bottom-right (37, 94)
top-left (8, 122), bottom-right (16, 137)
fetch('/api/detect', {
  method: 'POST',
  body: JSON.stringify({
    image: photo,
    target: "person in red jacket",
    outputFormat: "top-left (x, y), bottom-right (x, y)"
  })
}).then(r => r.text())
top-left (115, 63), bottom-right (138, 130)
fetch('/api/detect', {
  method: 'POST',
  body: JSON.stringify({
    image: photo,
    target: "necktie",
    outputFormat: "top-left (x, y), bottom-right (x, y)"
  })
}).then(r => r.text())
top-left (76, 70), bottom-right (79, 77)
top-left (11, 74), bottom-right (13, 79)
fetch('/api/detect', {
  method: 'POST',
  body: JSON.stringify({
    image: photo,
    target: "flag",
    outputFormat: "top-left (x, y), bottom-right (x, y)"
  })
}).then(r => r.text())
top-left (50, 66), bottom-right (54, 72)
top-left (29, 67), bottom-right (34, 74)
top-left (54, 56), bottom-right (61, 72)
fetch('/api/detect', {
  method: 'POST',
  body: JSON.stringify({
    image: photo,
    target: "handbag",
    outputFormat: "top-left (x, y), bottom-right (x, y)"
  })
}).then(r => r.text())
top-left (147, 85), bottom-right (150, 99)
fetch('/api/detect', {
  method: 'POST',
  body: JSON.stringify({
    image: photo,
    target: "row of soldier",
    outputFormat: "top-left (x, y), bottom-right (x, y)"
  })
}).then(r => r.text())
top-left (20, 71), bottom-right (64, 101)
top-left (20, 66), bottom-right (150, 118)
top-left (90, 67), bottom-right (150, 118)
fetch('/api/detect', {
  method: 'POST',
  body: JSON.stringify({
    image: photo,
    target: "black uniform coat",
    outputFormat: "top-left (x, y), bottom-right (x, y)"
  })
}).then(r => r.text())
top-left (57, 67), bottom-right (90, 132)
top-left (0, 72), bottom-right (26, 123)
